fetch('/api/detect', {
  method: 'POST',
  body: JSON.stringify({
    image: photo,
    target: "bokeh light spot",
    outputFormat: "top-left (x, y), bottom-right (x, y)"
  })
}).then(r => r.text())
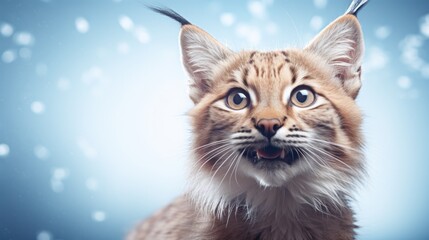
top-left (0, 144), bottom-right (10, 157)
top-left (0, 22), bottom-right (14, 37)
top-left (36, 231), bottom-right (52, 240)
top-left (248, 1), bottom-right (266, 19)
top-left (51, 168), bottom-right (69, 193)
top-left (220, 13), bottom-right (235, 27)
top-left (31, 101), bottom-right (46, 114)
top-left (1, 49), bottom-right (16, 63)
top-left (82, 66), bottom-right (103, 85)
top-left (420, 14), bottom-right (429, 38)
top-left (397, 76), bottom-right (412, 89)
top-left (57, 77), bottom-right (71, 91)
top-left (313, 0), bottom-right (327, 9)
top-left (34, 145), bottom-right (50, 160)
top-left (92, 211), bottom-right (107, 222)
top-left (133, 26), bottom-right (150, 44)
top-left (75, 17), bottom-right (90, 33)
top-left (236, 23), bottom-right (261, 45)
top-left (365, 46), bottom-right (389, 72)
top-left (265, 22), bottom-right (278, 35)
top-left (118, 15), bottom-right (134, 31)
top-left (310, 16), bottom-right (324, 31)
top-left (86, 178), bottom-right (99, 191)
top-left (77, 138), bottom-right (98, 159)
top-left (13, 31), bottom-right (34, 45)
top-left (53, 168), bottom-right (69, 180)
top-left (375, 26), bottom-right (391, 39)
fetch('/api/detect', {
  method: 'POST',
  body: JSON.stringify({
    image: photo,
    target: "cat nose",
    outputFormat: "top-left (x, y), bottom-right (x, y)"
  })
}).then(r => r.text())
top-left (256, 118), bottom-right (282, 138)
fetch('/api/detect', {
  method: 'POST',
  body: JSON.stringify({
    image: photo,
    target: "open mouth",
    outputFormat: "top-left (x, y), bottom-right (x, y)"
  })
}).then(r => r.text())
top-left (243, 145), bottom-right (301, 165)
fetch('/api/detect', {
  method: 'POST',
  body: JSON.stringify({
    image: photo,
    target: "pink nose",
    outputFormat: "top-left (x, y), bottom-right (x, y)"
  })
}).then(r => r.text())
top-left (256, 118), bottom-right (282, 138)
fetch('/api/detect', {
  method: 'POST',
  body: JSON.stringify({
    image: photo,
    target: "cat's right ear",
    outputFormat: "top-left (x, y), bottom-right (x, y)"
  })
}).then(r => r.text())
top-left (305, 14), bottom-right (364, 99)
top-left (180, 25), bottom-right (233, 103)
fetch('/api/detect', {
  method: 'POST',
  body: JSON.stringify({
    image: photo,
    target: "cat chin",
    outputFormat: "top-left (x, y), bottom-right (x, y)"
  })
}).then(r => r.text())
top-left (252, 169), bottom-right (296, 187)
top-left (240, 160), bottom-right (297, 187)
top-left (256, 176), bottom-right (287, 187)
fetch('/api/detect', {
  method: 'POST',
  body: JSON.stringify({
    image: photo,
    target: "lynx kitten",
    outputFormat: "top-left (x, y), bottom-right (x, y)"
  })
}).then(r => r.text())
top-left (128, 0), bottom-right (368, 239)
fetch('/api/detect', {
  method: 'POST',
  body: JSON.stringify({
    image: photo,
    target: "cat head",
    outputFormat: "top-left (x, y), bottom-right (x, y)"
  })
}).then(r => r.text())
top-left (183, 14), bottom-right (364, 178)
top-left (150, 4), bottom-right (366, 214)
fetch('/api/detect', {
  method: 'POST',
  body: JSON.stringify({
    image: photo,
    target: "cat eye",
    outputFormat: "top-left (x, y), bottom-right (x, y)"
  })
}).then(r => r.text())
top-left (290, 86), bottom-right (316, 108)
top-left (226, 88), bottom-right (250, 110)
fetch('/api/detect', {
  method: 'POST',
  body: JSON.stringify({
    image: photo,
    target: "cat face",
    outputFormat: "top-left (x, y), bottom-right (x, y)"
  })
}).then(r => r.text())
top-left (184, 15), bottom-right (364, 190)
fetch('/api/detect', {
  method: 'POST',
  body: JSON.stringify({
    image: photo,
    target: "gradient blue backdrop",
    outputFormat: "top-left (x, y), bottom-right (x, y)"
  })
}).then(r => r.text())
top-left (1, 0), bottom-right (429, 239)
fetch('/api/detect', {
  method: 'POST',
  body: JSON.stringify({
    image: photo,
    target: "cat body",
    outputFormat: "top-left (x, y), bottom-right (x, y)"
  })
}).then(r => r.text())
top-left (128, 195), bottom-right (355, 240)
top-left (128, 1), bottom-right (367, 239)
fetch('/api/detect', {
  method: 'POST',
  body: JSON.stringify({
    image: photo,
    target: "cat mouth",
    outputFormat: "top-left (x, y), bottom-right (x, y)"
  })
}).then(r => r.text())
top-left (243, 145), bottom-right (301, 165)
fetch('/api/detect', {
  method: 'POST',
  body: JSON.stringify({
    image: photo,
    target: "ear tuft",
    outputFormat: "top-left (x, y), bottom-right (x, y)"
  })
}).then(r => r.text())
top-left (180, 25), bottom-right (232, 103)
top-left (306, 15), bottom-right (364, 98)
top-left (345, 0), bottom-right (369, 16)
top-left (147, 6), bottom-right (191, 26)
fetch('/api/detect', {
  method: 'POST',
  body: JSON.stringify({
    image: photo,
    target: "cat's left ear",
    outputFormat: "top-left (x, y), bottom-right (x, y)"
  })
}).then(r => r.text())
top-left (180, 25), bottom-right (233, 103)
top-left (305, 15), bottom-right (364, 99)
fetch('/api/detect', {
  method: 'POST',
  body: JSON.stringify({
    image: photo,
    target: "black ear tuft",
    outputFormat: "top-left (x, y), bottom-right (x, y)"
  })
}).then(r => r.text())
top-left (147, 6), bottom-right (191, 26)
top-left (345, 0), bottom-right (369, 16)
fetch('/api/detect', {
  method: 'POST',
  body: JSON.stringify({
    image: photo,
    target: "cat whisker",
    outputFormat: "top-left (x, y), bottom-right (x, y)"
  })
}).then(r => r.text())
top-left (219, 151), bottom-right (241, 190)
top-left (226, 151), bottom-right (241, 186)
top-left (231, 147), bottom-right (247, 187)
top-left (301, 147), bottom-right (357, 186)
top-left (194, 144), bottom-right (233, 174)
top-left (193, 143), bottom-right (231, 164)
top-left (208, 149), bottom-right (237, 190)
top-left (306, 137), bottom-right (364, 154)
top-left (295, 150), bottom-right (346, 211)
top-left (191, 141), bottom-right (233, 170)
top-left (305, 144), bottom-right (355, 172)
top-left (294, 148), bottom-right (319, 174)
top-left (300, 147), bottom-right (331, 173)
top-left (197, 147), bottom-right (230, 172)
top-left (190, 139), bottom-right (231, 152)
top-left (304, 145), bottom-right (348, 172)
top-left (209, 147), bottom-right (236, 172)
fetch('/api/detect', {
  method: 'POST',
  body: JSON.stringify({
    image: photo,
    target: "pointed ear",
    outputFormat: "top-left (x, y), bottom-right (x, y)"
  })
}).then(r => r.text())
top-left (180, 25), bottom-right (233, 103)
top-left (305, 15), bottom-right (364, 99)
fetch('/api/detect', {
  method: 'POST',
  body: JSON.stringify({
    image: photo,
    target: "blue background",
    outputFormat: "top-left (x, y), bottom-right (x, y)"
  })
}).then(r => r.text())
top-left (1, 0), bottom-right (429, 239)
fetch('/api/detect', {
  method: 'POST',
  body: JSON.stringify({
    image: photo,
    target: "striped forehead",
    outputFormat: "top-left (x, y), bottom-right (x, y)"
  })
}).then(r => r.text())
top-left (239, 51), bottom-right (299, 104)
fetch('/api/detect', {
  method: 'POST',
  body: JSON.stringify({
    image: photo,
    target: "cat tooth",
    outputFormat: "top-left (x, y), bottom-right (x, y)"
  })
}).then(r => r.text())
top-left (280, 149), bottom-right (285, 159)
top-left (256, 151), bottom-right (261, 159)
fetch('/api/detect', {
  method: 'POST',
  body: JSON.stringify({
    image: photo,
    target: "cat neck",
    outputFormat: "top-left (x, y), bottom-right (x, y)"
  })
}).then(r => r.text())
top-left (188, 170), bottom-right (313, 221)
top-left (187, 171), bottom-right (351, 239)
